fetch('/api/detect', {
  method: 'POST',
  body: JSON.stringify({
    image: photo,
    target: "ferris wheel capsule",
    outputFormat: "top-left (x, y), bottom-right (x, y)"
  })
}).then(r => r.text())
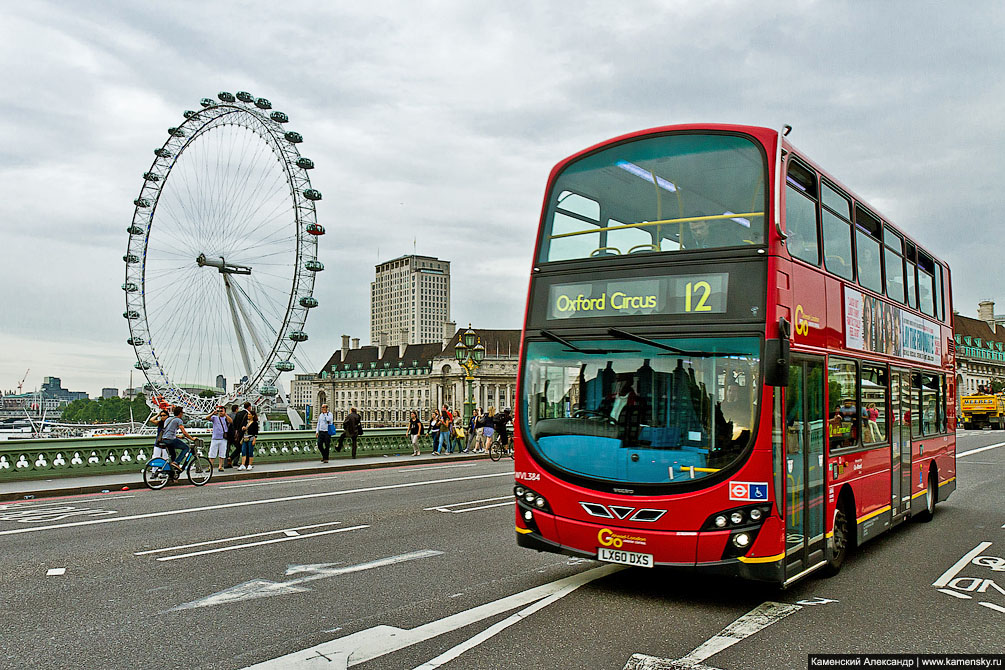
top-left (306, 223), bottom-right (325, 235)
top-left (217, 91), bottom-right (236, 103)
top-left (236, 91), bottom-right (255, 103)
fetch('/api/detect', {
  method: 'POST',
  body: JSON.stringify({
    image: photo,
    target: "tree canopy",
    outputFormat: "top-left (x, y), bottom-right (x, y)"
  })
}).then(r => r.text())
top-left (60, 393), bottom-right (151, 424)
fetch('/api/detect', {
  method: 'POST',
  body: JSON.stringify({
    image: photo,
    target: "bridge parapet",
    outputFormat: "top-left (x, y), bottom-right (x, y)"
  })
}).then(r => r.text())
top-left (0, 429), bottom-right (433, 482)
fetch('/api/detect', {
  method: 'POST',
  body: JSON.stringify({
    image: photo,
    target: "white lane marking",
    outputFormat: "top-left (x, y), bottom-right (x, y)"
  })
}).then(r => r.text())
top-left (411, 575), bottom-right (599, 670)
top-left (157, 525), bottom-right (369, 562)
top-left (979, 602), bottom-right (1005, 613)
top-left (134, 521), bottom-right (345, 555)
top-left (46, 568), bottom-right (66, 576)
top-left (169, 549), bottom-right (441, 611)
top-left (242, 563), bottom-right (623, 669)
top-left (424, 496), bottom-right (512, 513)
top-left (958, 442), bottom-right (1005, 457)
top-left (399, 464), bottom-right (476, 472)
top-left (932, 542), bottom-right (993, 587)
top-left (624, 601), bottom-right (803, 670)
top-left (0, 472), bottom-right (511, 536)
top-left (938, 588), bottom-right (972, 599)
top-left (220, 476), bottom-right (342, 489)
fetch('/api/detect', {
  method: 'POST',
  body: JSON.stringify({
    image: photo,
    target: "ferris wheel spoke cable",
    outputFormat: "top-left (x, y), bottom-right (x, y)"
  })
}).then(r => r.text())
top-left (157, 273), bottom-right (216, 381)
top-left (215, 131), bottom-right (275, 239)
top-left (223, 175), bottom-right (290, 247)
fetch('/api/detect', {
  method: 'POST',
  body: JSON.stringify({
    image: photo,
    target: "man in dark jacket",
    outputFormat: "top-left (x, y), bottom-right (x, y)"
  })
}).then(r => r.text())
top-left (494, 409), bottom-right (512, 451)
top-left (338, 407), bottom-right (363, 458)
top-left (229, 402), bottom-right (251, 467)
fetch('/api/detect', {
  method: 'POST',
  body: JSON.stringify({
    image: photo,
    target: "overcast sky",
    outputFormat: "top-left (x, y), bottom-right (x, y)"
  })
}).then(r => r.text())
top-left (1, 1), bottom-right (1002, 398)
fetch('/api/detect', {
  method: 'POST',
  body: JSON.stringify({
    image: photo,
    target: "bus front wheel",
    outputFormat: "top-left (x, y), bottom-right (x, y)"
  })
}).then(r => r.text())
top-left (823, 506), bottom-right (851, 576)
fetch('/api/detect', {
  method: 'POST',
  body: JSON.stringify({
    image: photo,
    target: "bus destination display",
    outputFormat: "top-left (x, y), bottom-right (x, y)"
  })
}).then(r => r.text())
top-left (547, 273), bottom-right (728, 320)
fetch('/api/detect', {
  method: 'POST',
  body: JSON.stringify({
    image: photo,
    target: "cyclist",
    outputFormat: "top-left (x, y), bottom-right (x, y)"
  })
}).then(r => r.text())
top-left (161, 406), bottom-right (195, 479)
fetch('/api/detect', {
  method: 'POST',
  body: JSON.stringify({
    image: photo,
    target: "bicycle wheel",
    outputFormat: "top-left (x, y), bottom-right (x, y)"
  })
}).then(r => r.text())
top-left (187, 456), bottom-right (214, 486)
top-left (489, 443), bottom-right (502, 462)
top-left (143, 461), bottom-right (171, 490)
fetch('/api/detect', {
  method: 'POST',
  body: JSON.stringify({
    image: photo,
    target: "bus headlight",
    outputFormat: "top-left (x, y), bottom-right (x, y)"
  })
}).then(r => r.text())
top-left (515, 486), bottom-right (526, 497)
top-left (730, 511), bottom-right (745, 525)
top-left (524, 510), bottom-right (534, 521)
top-left (534, 497), bottom-right (547, 509)
top-left (714, 515), bottom-right (728, 528)
top-left (749, 508), bottom-right (763, 522)
top-left (732, 532), bottom-right (751, 549)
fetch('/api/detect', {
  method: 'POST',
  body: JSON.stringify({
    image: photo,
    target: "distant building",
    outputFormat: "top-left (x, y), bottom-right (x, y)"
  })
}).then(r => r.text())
top-left (101, 388), bottom-right (119, 399)
top-left (370, 254), bottom-right (450, 346)
top-left (307, 327), bottom-right (519, 428)
top-left (289, 374), bottom-right (315, 410)
top-left (954, 300), bottom-right (1005, 397)
top-left (40, 377), bottom-right (88, 403)
top-left (216, 374), bottom-right (227, 392)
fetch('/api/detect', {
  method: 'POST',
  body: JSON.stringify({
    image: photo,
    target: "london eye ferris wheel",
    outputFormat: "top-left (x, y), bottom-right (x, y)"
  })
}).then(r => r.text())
top-left (122, 91), bottom-right (324, 414)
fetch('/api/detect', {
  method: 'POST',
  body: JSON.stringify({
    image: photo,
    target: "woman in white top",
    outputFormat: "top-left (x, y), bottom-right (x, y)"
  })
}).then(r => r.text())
top-left (316, 404), bottom-right (334, 463)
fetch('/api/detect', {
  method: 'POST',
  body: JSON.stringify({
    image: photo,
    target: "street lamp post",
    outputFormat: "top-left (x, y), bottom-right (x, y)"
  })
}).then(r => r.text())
top-left (454, 325), bottom-right (485, 429)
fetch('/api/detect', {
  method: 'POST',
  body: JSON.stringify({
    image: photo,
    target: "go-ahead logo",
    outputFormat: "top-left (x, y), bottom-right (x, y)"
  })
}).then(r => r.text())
top-left (597, 528), bottom-right (648, 548)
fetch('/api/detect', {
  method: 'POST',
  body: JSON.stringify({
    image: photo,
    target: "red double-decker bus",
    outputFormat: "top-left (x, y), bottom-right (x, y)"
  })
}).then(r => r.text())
top-left (514, 124), bottom-right (956, 585)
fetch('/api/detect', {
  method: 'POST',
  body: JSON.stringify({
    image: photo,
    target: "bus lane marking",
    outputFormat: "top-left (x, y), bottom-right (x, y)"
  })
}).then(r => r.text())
top-left (135, 521), bottom-right (356, 559)
top-left (623, 601), bottom-right (804, 670)
top-left (0, 505), bottom-right (117, 523)
top-left (933, 541), bottom-right (1005, 613)
top-left (0, 471), bottom-right (511, 537)
top-left (241, 563), bottom-right (623, 669)
top-left (169, 549), bottom-right (441, 612)
top-left (424, 496), bottom-right (512, 513)
top-left (156, 525), bottom-right (369, 562)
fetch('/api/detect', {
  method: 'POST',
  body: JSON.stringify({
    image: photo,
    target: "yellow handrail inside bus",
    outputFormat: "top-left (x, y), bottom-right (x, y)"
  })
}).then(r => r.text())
top-left (549, 211), bottom-right (765, 240)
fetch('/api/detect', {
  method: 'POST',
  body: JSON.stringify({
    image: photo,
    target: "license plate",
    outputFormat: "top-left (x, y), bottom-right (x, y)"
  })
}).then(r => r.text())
top-left (597, 547), bottom-right (654, 568)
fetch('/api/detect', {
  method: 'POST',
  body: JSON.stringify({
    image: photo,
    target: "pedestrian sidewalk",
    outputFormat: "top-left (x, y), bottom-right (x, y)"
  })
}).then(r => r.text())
top-left (0, 451), bottom-right (490, 502)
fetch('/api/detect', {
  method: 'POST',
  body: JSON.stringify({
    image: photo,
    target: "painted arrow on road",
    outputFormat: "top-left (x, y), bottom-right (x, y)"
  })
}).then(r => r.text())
top-left (168, 549), bottom-right (443, 612)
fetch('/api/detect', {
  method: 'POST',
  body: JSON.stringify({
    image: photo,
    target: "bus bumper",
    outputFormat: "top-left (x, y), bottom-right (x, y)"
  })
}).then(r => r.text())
top-left (516, 524), bottom-right (784, 584)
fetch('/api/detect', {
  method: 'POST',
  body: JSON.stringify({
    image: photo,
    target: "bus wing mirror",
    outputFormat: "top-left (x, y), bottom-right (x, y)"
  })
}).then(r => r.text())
top-left (765, 317), bottom-right (791, 387)
top-left (764, 339), bottom-right (790, 387)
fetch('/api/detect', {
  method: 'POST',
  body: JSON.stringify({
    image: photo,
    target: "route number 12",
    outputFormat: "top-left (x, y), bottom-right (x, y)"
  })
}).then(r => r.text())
top-left (685, 281), bottom-right (713, 312)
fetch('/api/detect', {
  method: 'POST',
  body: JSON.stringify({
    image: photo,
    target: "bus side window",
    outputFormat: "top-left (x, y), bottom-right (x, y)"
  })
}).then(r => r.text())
top-left (821, 183), bottom-right (854, 281)
top-left (884, 227), bottom-right (906, 304)
top-left (784, 160), bottom-right (819, 265)
top-left (828, 358), bottom-right (858, 449)
top-left (905, 242), bottom-right (918, 309)
top-left (854, 206), bottom-right (883, 295)
top-left (911, 372), bottom-right (923, 437)
top-left (860, 363), bottom-right (887, 444)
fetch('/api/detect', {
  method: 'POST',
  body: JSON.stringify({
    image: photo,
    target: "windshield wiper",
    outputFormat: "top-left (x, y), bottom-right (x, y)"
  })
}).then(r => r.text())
top-left (608, 328), bottom-right (749, 358)
top-left (539, 330), bottom-right (638, 355)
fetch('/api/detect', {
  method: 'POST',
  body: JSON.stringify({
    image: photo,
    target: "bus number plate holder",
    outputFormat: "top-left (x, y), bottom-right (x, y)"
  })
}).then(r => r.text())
top-left (597, 547), bottom-right (653, 568)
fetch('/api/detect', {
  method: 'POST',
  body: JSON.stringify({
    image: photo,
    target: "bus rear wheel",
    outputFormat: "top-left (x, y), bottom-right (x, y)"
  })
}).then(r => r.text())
top-left (915, 470), bottom-right (937, 523)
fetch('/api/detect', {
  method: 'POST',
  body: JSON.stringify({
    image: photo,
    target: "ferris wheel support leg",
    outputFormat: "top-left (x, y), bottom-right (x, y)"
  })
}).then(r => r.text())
top-left (224, 274), bottom-right (255, 381)
top-left (231, 281), bottom-right (269, 359)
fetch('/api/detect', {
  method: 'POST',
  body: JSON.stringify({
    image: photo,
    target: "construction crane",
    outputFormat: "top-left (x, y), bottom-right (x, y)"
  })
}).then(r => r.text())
top-left (16, 368), bottom-right (29, 394)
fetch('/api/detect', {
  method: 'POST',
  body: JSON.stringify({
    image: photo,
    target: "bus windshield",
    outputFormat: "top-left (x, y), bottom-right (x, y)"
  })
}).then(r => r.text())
top-left (522, 335), bottom-right (760, 485)
top-left (539, 133), bottom-right (766, 263)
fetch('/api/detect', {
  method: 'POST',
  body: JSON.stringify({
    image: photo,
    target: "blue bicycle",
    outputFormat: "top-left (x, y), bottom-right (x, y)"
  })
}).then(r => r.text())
top-left (142, 439), bottom-right (213, 490)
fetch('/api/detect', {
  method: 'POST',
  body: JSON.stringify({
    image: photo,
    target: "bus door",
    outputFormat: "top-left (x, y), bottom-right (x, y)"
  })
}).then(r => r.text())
top-left (784, 356), bottom-right (827, 578)
top-left (890, 369), bottom-right (913, 520)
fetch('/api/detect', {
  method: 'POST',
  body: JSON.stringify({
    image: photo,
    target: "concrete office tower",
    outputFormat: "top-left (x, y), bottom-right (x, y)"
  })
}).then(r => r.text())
top-left (370, 255), bottom-right (450, 346)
